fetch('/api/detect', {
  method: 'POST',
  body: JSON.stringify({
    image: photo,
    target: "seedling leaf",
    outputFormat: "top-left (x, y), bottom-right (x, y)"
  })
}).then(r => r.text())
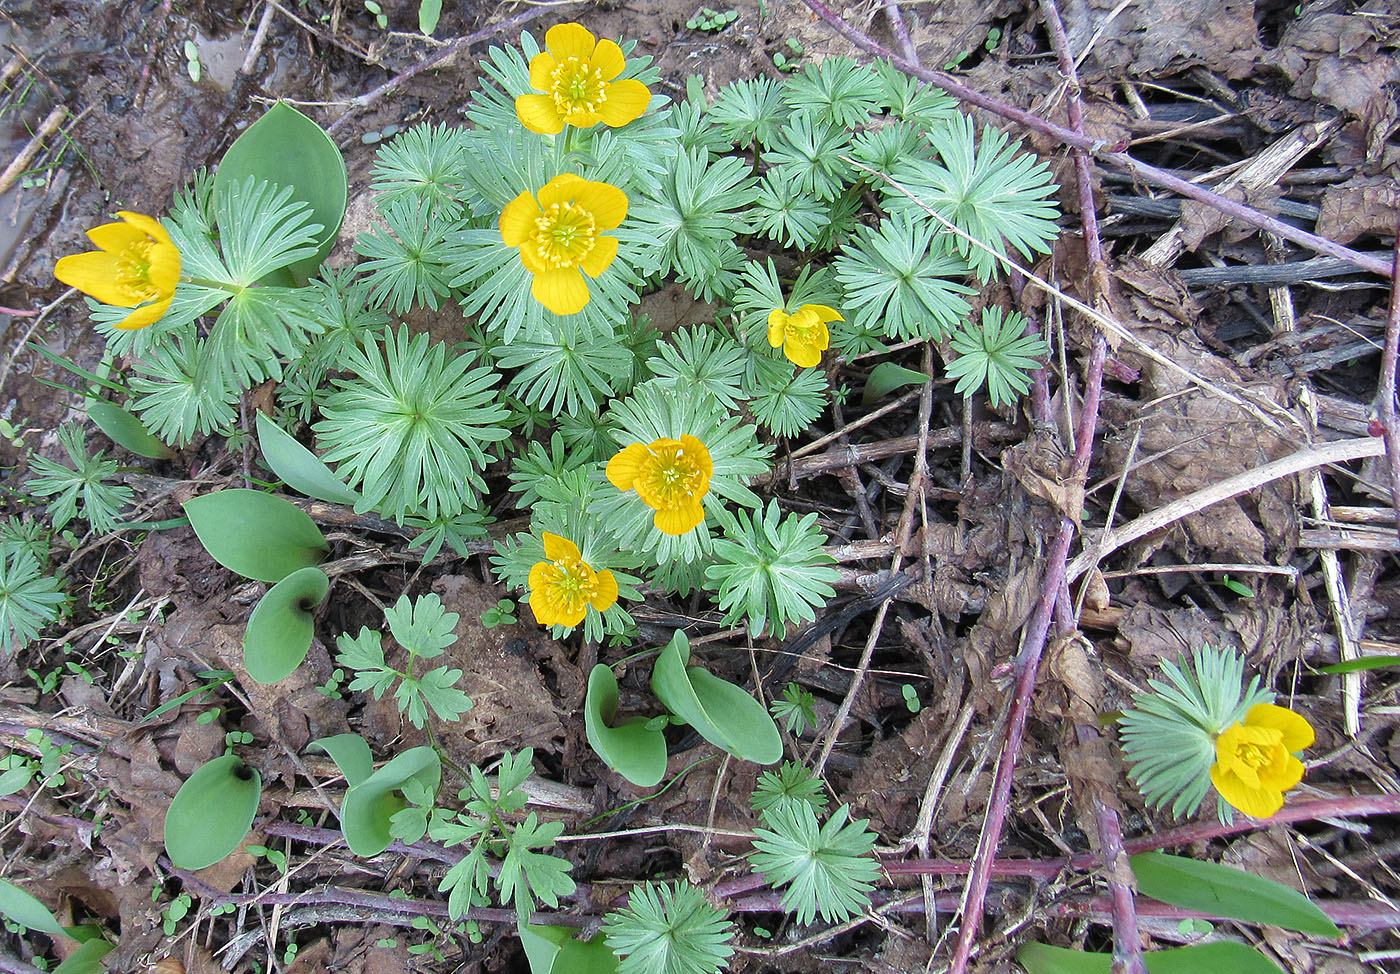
top-left (164, 754), bottom-right (263, 870)
top-left (584, 664), bottom-right (667, 787)
top-left (243, 566), bottom-right (329, 683)
top-left (256, 413), bottom-right (361, 506)
top-left (651, 630), bottom-right (781, 765)
top-left (184, 489), bottom-right (329, 582)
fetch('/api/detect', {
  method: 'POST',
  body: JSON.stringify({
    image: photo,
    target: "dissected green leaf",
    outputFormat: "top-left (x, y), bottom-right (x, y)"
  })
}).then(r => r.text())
top-left (1132, 852), bottom-right (1341, 937)
top-left (861, 362), bottom-right (928, 405)
top-left (1017, 942), bottom-right (1286, 974)
top-left (183, 489), bottom-right (329, 582)
top-left (242, 566), bottom-right (329, 683)
top-left (214, 102), bottom-right (347, 283)
top-left (164, 755), bottom-right (263, 870)
top-left (86, 399), bottom-right (174, 459)
top-left (309, 733), bottom-right (374, 788)
top-left (339, 746), bottom-right (441, 856)
top-left (256, 413), bottom-right (360, 506)
top-left (584, 664), bottom-right (667, 788)
top-left (0, 878), bottom-right (66, 936)
top-left (651, 630), bottom-right (781, 765)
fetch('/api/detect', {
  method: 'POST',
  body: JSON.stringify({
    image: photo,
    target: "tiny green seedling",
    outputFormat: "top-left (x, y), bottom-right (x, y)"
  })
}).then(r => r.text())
top-left (183, 40), bottom-right (201, 84)
top-left (1217, 574), bottom-right (1255, 598)
top-left (480, 598), bottom-right (518, 628)
top-left (686, 7), bottom-right (738, 32)
top-left (364, 0), bottom-right (388, 29)
top-left (901, 683), bottom-right (920, 713)
top-left (161, 891), bottom-right (192, 936)
top-left (772, 38), bottom-right (803, 72)
top-left (1178, 917), bottom-right (1214, 936)
top-left (196, 707), bottom-right (221, 725)
top-left (770, 682), bottom-right (816, 735)
top-left (317, 667), bottom-right (346, 698)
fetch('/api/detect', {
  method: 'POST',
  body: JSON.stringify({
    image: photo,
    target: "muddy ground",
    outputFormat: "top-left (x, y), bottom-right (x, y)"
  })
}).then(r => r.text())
top-left (1, 0), bottom-right (1399, 972)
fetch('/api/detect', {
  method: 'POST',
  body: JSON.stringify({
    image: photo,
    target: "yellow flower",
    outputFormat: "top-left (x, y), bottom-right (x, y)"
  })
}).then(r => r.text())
top-left (528, 531), bottom-right (619, 628)
top-left (515, 23), bottom-right (651, 135)
top-left (53, 211), bottom-right (181, 330)
top-left (500, 174), bottom-right (627, 316)
top-left (606, 435), bottom-right (713, 536)
top-left (1210, 703), bottom-right (1314, 818)
top-left (768, 304), bottom-right (842, 369)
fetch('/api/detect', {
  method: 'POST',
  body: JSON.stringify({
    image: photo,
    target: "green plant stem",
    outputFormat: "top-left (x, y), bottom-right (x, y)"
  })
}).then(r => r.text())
top-left (581, 755), bottom-right (717, 828)
top-left (423, 722), bottom-right (473, 787)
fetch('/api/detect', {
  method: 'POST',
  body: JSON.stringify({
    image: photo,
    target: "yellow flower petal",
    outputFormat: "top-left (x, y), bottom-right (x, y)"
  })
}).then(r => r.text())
top-left (545, 22), bottom-right (596, 62)
top-left (591, 569), bottom-right (619, 612)
top-left (518, 240), bottom-right (549, 274)
top-left (606, 443), bottom-right (650, 490)
top-left (1211, 763), bottom-right (1284, 818)
top-left (597, 78), bottom-right (651, 128)
top-left (537, 173), bottom-right (587, 208)
top-left (115, 210), bottom-right (174, 247)
top-left (591, 38), bottom-right (626, 81)
top-left (1245, 703), bottom-right (1315, 752)
top-left (500, 191), bottom-right (542, 247)
top-left (785, 338), bottom-right (823, 369)
top-left (573, 180), bottom-right (628, 230)
top-left (528, 52), bottom-right (558, 92)
top-left (528, 561), bottom-right (554, 596)
top-left (116, 294), bottom-right (174, 330)
top-left (54, 251), bottom-right (132, 306)
top-left (532, 266), bottom-right (590, 315)
top-left (542, 531), bottom-right (581, 562)
top-left (768, 309), bottom-right (788, 348)
top-left (805, 304), bottom-right (844, 324)
top-left (86, 220), bottom-right (149, 254)
top-left (578, 233), bottom-right (618, 278)
top-left (516, 94), bottom-right (564, 134)
top-left (1256, 751), bottom-right (1305, 792)
top-left (654, 496), bottom-right (705, 535)
top-left (678, 435), bottom-right (712, 479)
top-left (148, 243), bottom-right (181, 293)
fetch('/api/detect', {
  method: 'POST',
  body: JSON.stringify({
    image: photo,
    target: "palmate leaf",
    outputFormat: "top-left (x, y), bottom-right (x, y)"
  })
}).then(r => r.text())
top-left (744, 356), bottom-right (828, 439)
top-left (781, 56), bottom-right (882, 130)
top-left (750, 801), bottom-right (881, 925)
top-left (383, 593), bottom-right (459, 659)
top-left (763, 112), bottom-right (854, 203)
top-left (370, 122), bottom-right (470, 220)
top-left (705, 501), bottom-right (838, 636)
top-left (884, 113), bottom-right (1059, 280)
top-left (198, 284), bottom-right (325, 390)
top-left (0, 546), bottom-right (66, 656)
top-left (356, 197), bottom-right (457, 315)
top-left (26, 424), bottom-right (133, 535)
top-left (710, 76), bottom-right (790, 149)
top-left (834, 213), bottom-right (975, 342)
top-left (498, 813), bottom-right (575, 920)
top-left (646, 325), bottom-right (747, 410)
top-left (129, 331), bottom-right (239, 446)
top-left (494, 314), bottom-right (634, 417)
top-left (602, 881), bottom-right (735, 974)
top-left (946, 306), bottom-right (1050, 408)
top-left (314, 326), bottom-right (511, 523)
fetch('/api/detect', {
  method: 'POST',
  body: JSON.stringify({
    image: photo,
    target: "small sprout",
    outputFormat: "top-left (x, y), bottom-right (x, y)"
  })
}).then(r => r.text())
top-left (1178, 917), bottom-right (1214, 936)
top-left (686, 7), bottom-right (738, 31)
top-left (479, 598), bottom-right (518, 628)
top-left (901, 683), bottom-right (920, 713)
top-left (364, 0), bottom-right (387, 28)
top-left (770, 682), bottom-right (816, 735)
top-left (1218, 574), bottom-right (1254, 598)
top-left (282, 942), bottom-right (299, 966)
top-left (183, 40), bottom-right (201, 83)
top-left (196, 706), bottom-right (221, 725)
top-left (374, 938), bottom-right (398, 949)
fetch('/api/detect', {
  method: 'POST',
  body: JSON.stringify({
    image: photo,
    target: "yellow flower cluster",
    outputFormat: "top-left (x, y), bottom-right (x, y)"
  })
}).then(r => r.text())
top-left (1210, 703), bottom-right (1314, 818)
top-left (53, 211), bottom-right (181, 330)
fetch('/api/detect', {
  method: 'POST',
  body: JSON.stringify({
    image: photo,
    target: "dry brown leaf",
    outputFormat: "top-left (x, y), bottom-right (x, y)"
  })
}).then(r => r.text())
top-left (1316, 176), bottom-right (1400, 246)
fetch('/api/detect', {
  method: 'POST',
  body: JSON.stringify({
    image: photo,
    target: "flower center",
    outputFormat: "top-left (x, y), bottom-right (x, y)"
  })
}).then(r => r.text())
top-left (116, 240), bottom-right (159, 303)
top-left (549, 555), bottom-right (599, 611)
top-left (550, 56), bottom-right (608, 117)
top-left (533, 202), bottom-right (598, 269)
top-left (638, 444), bottom-right (707, 510)
top-left (786, 309), bottom-right (823, 342)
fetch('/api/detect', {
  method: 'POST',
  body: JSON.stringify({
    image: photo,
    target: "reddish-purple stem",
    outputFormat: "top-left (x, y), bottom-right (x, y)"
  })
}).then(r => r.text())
top-left (1375, 222), bottom-right (1400, 536)
top-left (882, 0), bottom-right (918, 65)
top-left (800, 0), bottom-right (1392, 277)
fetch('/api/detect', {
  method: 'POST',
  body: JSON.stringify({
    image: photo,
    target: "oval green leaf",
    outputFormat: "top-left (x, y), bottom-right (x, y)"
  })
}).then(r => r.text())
top-left (213, 102), bottom-right (347, 283)
top-left (243, 566), bottom-right (329, 683)
top-left (1131, 851), bottom-right (1341, 937)
top-left (584, 664), bottom-right (667, 788)
top-left (52, 938), bottom-right (114, 974)
top-left (183, 489), bottom-right (329, 582)
top-left (651, 631), bottom-right (782, 765)
top-left (861, 362), bottom-right (929, 406)
top-left (164, 754), bottom-right (262, 870)
top-left (521, 925), bottom-right (617, 974)
top-left (87, 400), bottom-right (174, 459)
top-left (1018, 942), bottom-right (1285, 974)
top-left (310, 733), bottom-right (374, 788)
top-left (0, 878), bottom-right (66, 937)
top-left (340, 746), bottom-right (441, 857)
top-left (255, 413), bottom-right (360, 506)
